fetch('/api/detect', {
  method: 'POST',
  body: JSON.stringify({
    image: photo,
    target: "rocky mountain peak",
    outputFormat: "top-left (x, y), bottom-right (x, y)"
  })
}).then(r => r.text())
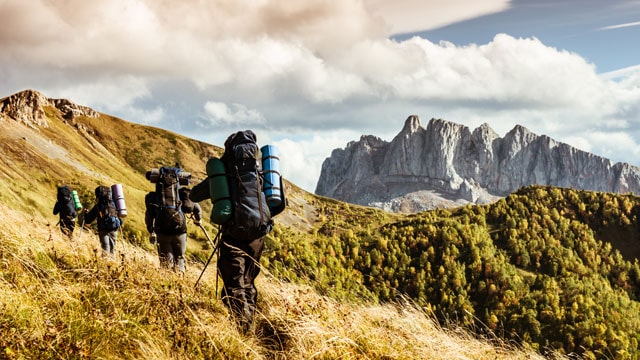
top-left (0, 89), bottom-right (99, 129)
top-left (316, 115), bottom-right (640, 212)
top-left (0, 89), bottom-right (51, 128)
top-left (401, 115), bottom-right (422, 134)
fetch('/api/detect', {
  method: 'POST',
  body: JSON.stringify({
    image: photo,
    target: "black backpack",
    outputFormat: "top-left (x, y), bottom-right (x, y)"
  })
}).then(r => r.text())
top-left (152, 167), bottom-right (188, 235)
top-left (55, 185), bottom-right (77, 219)
top-left (95, 186), bottom-right (120, 231)
top-left (221, 130), bottom-right (273, 241)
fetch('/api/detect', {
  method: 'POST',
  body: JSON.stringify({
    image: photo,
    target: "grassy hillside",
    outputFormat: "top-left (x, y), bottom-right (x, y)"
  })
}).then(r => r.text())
top-left (0, 203), bottom-right (552, 359)
top-left (0, 92), bottom-right (553, 359)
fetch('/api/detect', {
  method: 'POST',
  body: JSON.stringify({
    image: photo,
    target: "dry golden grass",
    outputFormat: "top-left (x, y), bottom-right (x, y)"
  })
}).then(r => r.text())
top-left (0, 203), bottom-right (558, 360)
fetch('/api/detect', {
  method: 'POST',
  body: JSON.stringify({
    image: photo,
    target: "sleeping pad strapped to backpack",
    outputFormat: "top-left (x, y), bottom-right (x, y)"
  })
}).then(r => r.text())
top-left (206, 157), bottom-right (232, 225)
top-left (221, 130), bottom-right (273, 242)
top-left (95, 186), bottom-right (121, 231)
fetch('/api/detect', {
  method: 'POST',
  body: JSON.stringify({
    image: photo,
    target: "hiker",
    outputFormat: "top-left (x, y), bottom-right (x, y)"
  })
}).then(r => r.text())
top-left (83, 186), bottom-right (123, 258)
top-left (144, 166), bottom-right (193, 273)
top-left (53, 185), bottom-right (78, 238)
top-left (191, 130), bottom-right (286, 334)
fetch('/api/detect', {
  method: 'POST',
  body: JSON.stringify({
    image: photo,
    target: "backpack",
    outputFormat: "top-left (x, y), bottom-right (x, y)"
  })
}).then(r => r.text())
top-left (56, 185), bottom-right (77, 219)
top-left (95, 186), bottom-right (121, 231)
top-left (221, 130), bottom-right (273, 241)
top-left (152, 166), bottom-right (188, 235)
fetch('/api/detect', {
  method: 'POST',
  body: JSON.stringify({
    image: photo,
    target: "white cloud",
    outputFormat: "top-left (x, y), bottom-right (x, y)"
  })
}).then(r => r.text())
top-left (203, 101), bottom-right (266, 127)
top-left (271, 131), bottom-right (362, 193)
top-left (44, 76), bottom-right (152, 111)
top-left (3, 0), bottom-right (640, 192)
top-left (580, 132), bottom-right (640, 163)
top-left (599, 21), bottom-right (640, 31)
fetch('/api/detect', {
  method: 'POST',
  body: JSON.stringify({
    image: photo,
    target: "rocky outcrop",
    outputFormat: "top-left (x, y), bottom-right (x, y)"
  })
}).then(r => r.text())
top-left (0, 89), bottom-right (99, 129)
top-left (316, 115), bottom-right (640, 212)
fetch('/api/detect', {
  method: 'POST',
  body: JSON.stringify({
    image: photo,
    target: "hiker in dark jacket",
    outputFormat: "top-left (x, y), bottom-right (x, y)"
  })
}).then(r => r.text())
top-left (191, 174), bottom-right (267, 334)
top-left (83, 186), bottom-right (123, 258)
top-left (53, 185), bottom-right (77, 238)
top-left (190, 130), bottom-right (286, 334)
top-left (144, 185), bottom-right (201, 273)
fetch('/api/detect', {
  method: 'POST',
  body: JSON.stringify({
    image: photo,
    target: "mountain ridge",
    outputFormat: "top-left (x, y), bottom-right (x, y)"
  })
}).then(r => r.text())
top-left (316, 115), bottom-right (640, 212)
top-left (0, 89), bottom-right (318, 236)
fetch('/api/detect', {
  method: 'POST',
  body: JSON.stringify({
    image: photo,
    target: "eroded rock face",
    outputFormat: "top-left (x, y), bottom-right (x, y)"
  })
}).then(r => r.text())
top-left (316, 115), bottom-right (640, 212)
top-left (0, 89), bottom-right (51, 128)
top-left (0, 89), bottom-right (99, 129)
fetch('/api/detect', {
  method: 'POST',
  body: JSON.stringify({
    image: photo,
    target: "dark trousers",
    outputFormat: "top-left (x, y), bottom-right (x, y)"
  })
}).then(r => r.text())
top-left (59, 217), bottom-right (75, 238)
top-left (157, 232), bottom-right (187, 272)
top-left (218, 236), bottom-right (264, 333)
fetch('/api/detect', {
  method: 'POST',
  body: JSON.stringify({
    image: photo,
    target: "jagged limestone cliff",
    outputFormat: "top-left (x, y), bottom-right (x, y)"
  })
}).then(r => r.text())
top-left (316, 115), bottom-right (640, 212)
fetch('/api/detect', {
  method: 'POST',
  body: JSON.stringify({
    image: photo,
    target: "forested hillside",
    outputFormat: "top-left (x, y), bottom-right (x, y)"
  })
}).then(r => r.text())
top-left (268, 186), bottom-right (640, 358)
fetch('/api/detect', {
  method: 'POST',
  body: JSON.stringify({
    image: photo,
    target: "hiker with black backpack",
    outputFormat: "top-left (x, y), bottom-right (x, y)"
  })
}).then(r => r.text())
top-left (83, 186), bottom-right (123, 258)
top-left (191, 130), bottom-right (286, 334)
top-left (144, 166), bottom-right (193, 273)
top-left (53, 185), bottom-right (78, 238)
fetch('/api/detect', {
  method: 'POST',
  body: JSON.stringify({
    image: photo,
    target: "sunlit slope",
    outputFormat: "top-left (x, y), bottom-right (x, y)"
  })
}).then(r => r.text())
top-left (0, 191), bottom-right (549, 358)
top-left (4, 90), bottom-right (629, 358)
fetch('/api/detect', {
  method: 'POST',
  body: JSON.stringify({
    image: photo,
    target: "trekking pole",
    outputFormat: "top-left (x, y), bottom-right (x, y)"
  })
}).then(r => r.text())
top-left (78, 216), bottom-right (85, 240)
top-left (194, 225), bottom-right (221, 289)
top-left (198, 222), bottom-right (217, 249)
top-left (117, 225), bottom-right (124, 261)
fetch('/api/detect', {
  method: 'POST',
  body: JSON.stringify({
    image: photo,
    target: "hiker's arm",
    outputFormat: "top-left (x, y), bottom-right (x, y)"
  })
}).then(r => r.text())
top-left (84, 206), bottom-right (97, 224)
top-left (144, 208), bottom-right (155, 233)
top-left (192, 202), bottom-right (202, 222)
top-left (189, 178), bottom-right (210, 202)
top-left (53, 202), bottom-right (60, 215)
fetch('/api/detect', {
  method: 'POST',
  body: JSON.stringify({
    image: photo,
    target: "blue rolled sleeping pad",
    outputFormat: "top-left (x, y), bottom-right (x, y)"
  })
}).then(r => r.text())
top-left (260, 145), bottom-right (282, 208)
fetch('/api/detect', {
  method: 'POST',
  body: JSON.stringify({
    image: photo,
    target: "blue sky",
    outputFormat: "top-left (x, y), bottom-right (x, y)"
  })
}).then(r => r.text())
top-left (1, 0), bottom-right (640, 193)
top-left (396, 0), bottom-right (640, 73)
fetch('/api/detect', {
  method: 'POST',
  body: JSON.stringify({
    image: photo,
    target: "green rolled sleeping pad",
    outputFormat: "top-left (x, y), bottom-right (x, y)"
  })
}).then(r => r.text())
top-left (206, 157), bottom-right (232, 225)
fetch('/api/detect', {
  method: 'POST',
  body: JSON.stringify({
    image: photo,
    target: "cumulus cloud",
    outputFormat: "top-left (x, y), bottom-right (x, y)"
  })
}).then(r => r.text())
top-left (202, 101), bottom-right (266, 127)
top-left (2, 0), bottom-right (640, 192)
top-left (270, 131), bottom-right (361, 193)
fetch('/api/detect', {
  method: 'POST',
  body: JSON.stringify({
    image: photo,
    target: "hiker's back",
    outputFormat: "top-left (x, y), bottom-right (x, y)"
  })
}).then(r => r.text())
top-left (146, 166), bottom-right (191, 235)
top-left (222, 130), bottom-right (273, 241)
top-left (95, 186), bottom-right (121, 232)
top-left (54, 185), bottom-right (77, 219)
